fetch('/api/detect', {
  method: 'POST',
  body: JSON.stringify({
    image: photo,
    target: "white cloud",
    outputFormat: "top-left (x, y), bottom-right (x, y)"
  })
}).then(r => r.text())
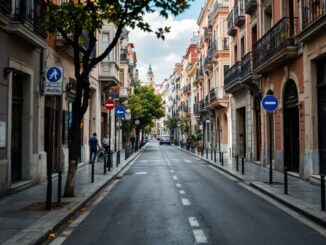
top-left (129, 12), bottom-right (198, 83)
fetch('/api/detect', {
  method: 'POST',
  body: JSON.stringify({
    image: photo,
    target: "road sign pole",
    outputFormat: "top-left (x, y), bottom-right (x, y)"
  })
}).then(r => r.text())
top-left (269, 111), bottom-right (273, 184)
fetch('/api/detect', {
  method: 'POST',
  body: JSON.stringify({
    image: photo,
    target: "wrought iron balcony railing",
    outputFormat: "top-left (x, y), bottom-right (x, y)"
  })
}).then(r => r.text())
top-left (0, 0), bottom-right (12, 14)
top-left (253, 17), bottom-right (298, 71)
top-left (208, 40), bottom-right (216, 57)
top-left (205, 95), bottom-right (209, 107)
top-left (234, 0), bottom-right (245, 27)
top-left (224, 61), bottom-right (241, 88)
top-left (200, 100), bottom-right (205, 110)
top-left (227, 10), bottom-right (236, 36)
top-left (244, 0), bottom-right (257, 14)
top-left (204, 55), bottom-right (211, 69)
top-left (241, 52), bottom-right (254, 80)
top-left (12, 0), bottom-right (46, 37)
top-left (210, 88), bottom-right (216, 103)
top-left (301, 0), bottom-right (326, 29)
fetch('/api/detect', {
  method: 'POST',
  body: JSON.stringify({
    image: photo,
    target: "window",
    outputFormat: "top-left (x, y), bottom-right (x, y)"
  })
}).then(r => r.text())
top-left (241, 37), bottom-right (245, 58)
top-left (216, 67), bottom-right (219, 87)
top-left (234, 44), bottom-right (238, 62)
top-left (101, 33), bottom-right (110, 61)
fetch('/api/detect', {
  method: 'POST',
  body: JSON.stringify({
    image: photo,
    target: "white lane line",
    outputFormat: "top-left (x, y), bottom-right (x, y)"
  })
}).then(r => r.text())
top-left (193, 229), bottom-right (207, 243)
top-left (170, 170), bottom-right (174, 173)
top-left (176, 183), bottom-right (182, 188)
top-left (179, 190), bottom-right (186, 195)
top-left (188, 217), bottom-right (199, 227)
top-left (181, 198), bottom-right (191, 206)
top-left (135, 171), bottom-right (147, 175)
top-left (185, 159), bottom-right (191, 163)
top-left (173, 175), bottom-right (178, 180)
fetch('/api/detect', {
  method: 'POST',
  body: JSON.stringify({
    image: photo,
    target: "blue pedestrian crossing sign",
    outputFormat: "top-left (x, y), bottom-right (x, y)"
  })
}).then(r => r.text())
top-left (45, 67), bottom-right (63, 95)
top-left (46, 67), bottom-right (62, 83)
top-left (262, 95), bottom-right (278, 112)
top-left (115, 105), bottom-right (126, 119)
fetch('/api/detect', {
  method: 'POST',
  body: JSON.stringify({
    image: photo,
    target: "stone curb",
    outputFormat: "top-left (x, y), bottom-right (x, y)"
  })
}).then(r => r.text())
top-left (4, 147), bottom-right (145, 245)
top-left (175, 146), bottom-right (326, 228)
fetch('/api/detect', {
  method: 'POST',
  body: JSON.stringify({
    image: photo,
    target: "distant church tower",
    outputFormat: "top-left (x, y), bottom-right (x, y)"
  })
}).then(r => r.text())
top-left (147, 64), bottom-right (155, 86)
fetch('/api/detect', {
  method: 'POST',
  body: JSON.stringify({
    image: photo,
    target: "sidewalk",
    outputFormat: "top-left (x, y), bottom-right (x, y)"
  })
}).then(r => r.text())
top-left (176, 145), bottom-right (326, 228)
top-left (0, 148), bottom-right (143, 245)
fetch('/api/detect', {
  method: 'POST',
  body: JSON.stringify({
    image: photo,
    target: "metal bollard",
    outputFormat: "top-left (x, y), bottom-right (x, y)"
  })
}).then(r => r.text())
top-left (57, 170), bottom-right (62, 204)
top-left (206, 148), bottom-right (208, 159)
top-left (116, 151), bottom-right (119, 167)
top-left (219, 152), bottom-right (221, 163)
top-left (236, 155), bottom-right (239, 171)
top-left (91, 161), bottom-right (95, 183)
top-left (284, 164), bottom-right (288, 194)
top-left (221, 152), bottom-right (224, 166)
top-left (108, 151), bottom-right (111, 171)
top-left (321, 175), bottom-right (325, 211)
top-left (211, 149), bottom-right (213, 160)
top-left (241, 157), bottom-right (245, 175)
top-left (201, 149), bottom-right (204, 157)
top-left (104, 151), bottom-right (107, 174)
top-left (214, 150), bottom-right (216, 162)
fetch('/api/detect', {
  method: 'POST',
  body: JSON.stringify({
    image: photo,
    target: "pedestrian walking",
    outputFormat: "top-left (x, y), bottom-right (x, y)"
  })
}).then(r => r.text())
top-left (102, 134), bottom-right (110, 153)
top-left (130, 134), bottom-right (136, 153)
top-left (89, 132), bottom-right (99, 163)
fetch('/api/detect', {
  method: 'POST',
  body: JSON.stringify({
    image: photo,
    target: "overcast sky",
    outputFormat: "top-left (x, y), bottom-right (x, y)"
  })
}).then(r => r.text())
top-left (129, 0), bottom-right (202, 84)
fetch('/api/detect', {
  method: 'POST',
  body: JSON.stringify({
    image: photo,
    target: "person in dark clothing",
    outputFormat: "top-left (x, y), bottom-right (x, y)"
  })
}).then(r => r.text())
top-left (130, 135), bottom-right (136, 153)
top-left (89, 133), bottom-right (99, 162)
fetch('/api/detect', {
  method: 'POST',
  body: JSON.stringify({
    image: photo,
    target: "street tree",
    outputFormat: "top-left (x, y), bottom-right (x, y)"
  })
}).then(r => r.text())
top-left (126, 85), bottom-right (164, 147)
top-left (41, 0), bottom-right (193, 196)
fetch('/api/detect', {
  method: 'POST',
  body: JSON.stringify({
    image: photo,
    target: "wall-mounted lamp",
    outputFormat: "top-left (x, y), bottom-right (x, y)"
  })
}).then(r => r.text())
top-left (4, 67), bottom-right (15, 79)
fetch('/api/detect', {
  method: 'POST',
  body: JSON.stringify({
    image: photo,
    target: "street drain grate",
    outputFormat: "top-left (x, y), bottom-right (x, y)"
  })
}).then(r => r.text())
top-left (22, 202), bottom-right (70, 211)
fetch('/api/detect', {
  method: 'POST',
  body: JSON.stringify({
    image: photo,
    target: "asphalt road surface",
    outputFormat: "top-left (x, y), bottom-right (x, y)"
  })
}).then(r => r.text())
top-left (62, 141), bottom-right (326, 245)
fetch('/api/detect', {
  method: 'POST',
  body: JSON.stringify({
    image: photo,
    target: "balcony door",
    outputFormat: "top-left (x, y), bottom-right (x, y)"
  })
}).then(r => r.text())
top-left (317, 58), bottom-right (326, 174)
top-left (283, 80), bottom-right (299, 172)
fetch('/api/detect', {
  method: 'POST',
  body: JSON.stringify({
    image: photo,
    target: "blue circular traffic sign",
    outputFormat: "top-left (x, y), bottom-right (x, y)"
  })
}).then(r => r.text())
top-left (262, 95), bottom-right (278, 112)
top-left (46, 67), bottom-right (62, 83)
top-left (115, 105), bottom-right (126, 118)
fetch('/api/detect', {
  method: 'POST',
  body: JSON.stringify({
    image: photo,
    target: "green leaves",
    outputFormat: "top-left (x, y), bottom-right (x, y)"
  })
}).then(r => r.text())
top-left (126, 83), bottom-right (164, 130)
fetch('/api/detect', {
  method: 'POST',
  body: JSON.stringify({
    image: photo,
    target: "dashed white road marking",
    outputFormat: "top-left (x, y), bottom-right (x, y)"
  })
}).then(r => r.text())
top-left (176, 183), bottom-right (182, 188)
top-left (185, 159), bottom-right (192, 163)
top-left (181, 198), bottom-right (190, 206)
top-left (179, 190), bottom-right (185, 195)
top-left (193, 229), bottom-right (207, 243)
top-left (173, 175), bottom-right (178, 180)
top-left (170, 170), bottom-right (174, 173)
top-left (135, 171), bottom-right (147, 175)
top-left (188, 217), bottom-right (199, 227)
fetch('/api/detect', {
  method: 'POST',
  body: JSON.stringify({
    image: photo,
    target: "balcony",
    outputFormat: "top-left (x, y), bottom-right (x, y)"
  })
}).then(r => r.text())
top-left (204, 55), bottom-right (212, 70)
top-left (241, 52), bottom-right (260, 94)
top-left (211, 37), bottom-right (229, 60)
top-left (208, 87), bottom-right (229, 110)
top-left (6, 0), bottom-right (46, 47)
top-left (227, 10), bottom-right (236, 36)
top-left (119, 87), bottom-right (128, 101)
top-left (204, 26), bottom-right (213, 42)
top-left (210, 88), bottom-right (216, 103)
top-left (99, 61), bottom-right (120, 88)
top-left (244, 0), bottom-right (257, 15)
top-left (194, 103), bottom-right (200, 115)
top-left (120, 52), bottom-right (128, 63)
top-left (207, 40), bottom-right (216, 57)
top-left (299, 0), bottom-right (326, 42)
top-left (208, 1), bottom-right (229, 25)
top-left (200, 100), bottom-right (205, 110)
top-left (183, 84), bottom-right (191, 94)
top-left (224, 61), bottom-right (242, 94)
top-left (0, 0), bottom-right (11, 15)
top-left (234, 0), bottom-right (245, 28)
top-left (205, 95), bottom-right (209, 107)
top-left (253, 17), bottom-right (298, 74)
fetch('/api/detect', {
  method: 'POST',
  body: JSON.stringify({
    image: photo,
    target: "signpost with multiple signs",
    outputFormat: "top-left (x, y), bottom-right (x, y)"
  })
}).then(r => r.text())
top-left (45, 67), bottom-right (63, 95)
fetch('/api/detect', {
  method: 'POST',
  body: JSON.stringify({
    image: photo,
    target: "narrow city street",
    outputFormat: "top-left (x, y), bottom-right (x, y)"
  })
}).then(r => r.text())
top-left (58, 141), bottom-right (326, 245)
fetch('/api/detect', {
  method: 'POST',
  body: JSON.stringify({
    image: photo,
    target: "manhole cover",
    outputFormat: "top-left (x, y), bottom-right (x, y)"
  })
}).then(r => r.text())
top-left (23, 202), bottom-right (70, 211)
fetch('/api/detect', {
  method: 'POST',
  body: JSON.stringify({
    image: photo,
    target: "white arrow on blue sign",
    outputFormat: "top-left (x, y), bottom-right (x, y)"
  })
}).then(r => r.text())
top-left (262, 95), bottom-right (279, 112)
top-left (115, 105), bottom-right (126, 118)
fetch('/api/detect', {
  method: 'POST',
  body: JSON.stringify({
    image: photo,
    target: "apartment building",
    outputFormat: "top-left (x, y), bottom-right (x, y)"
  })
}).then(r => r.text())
top-left (0, 0), bottom-right (48, 195)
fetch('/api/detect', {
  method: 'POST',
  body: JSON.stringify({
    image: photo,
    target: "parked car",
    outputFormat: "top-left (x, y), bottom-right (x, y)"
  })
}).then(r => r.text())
top-left (160, 135), bottom-right (172, 145)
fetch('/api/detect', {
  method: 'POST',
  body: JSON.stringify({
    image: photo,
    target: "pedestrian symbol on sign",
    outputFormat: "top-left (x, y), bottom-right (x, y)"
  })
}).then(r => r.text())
top-left (46, 67), bottom-right (62, 83)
